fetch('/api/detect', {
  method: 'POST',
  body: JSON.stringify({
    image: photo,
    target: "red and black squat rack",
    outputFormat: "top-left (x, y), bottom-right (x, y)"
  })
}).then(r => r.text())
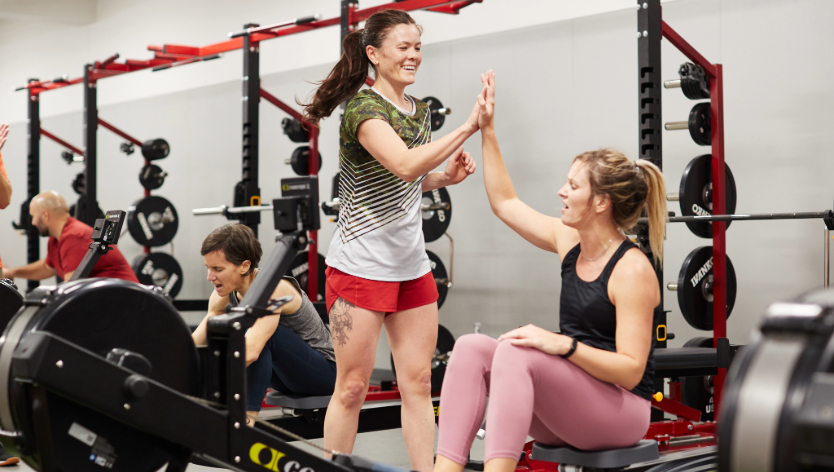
top-left (15, 0), bottom-right (481, 296)
top-left (638, 0), bottom-right (726, 443)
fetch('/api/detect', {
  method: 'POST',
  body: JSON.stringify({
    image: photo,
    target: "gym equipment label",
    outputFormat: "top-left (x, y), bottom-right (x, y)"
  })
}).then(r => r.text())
top-left (68, 422), bottom-right (96, 446)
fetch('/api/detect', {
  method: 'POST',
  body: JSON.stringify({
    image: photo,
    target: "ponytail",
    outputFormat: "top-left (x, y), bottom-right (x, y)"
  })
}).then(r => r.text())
top-left (635, 160), bottom-right (667, 265)
top-left (301, 9), bottom-right (421, 127)
top-left (302, 30), bottom-right (370, 126)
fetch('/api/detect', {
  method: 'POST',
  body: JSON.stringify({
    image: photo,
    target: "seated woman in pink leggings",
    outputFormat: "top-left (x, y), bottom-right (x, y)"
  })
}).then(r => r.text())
top-left (434, 71), bottom-right (667, 472)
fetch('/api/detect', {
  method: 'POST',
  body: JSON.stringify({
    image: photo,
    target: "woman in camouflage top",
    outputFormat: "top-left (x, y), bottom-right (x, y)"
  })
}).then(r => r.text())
top-left (303, 9), bottom-right (484, 472)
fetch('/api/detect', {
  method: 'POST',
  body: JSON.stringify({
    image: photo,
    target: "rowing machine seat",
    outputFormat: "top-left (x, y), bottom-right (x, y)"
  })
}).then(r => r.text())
top-left (530, 440), bottom-right (659, 470)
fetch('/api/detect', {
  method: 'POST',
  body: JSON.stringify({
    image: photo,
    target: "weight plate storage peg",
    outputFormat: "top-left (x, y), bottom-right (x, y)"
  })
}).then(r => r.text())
top-left (287, 251), bottom-right (326, 302)
top-left (139, 164), bottom-right (167, 190)
top-left (423, 96), bottom-right (451, 132)
top-left (141, 138), bottom-right (170, 161)
top-left (665, 102), bottom-right (711, 146)
top-left (127, 196), bottom-right (179, 247)
top-left (422, 187), bottom-right (452, 243)
top-left (131, 252), bottom-right (184, 298)
top-left (681, 337), bottom-right (715, 421)
top-left (679, 154), bottom-right (738, 238)
top-left (287, 146), bottom-right (322, 176)
top-left (281, 117), bottom-right (307, 143)
top-left (427, 250), bottom-right (450, 309)
top-left (670, 246), bottom-right (738, 331)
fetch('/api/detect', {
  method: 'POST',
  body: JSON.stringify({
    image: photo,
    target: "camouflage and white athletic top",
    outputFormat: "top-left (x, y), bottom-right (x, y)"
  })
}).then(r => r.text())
top-left (325, 87), bottom-right (433, 281)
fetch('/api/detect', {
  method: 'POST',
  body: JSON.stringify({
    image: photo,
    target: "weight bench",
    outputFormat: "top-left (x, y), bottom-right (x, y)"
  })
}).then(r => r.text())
top-left (530, 440), bottom-right (659, 471)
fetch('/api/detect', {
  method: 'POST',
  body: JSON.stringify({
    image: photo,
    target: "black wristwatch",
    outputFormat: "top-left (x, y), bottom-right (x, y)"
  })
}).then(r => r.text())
top-left (560, 338), bottom-right (578, 359)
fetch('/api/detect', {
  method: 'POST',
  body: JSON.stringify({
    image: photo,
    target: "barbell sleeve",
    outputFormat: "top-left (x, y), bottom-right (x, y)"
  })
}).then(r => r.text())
top-left (664, 79), bottom-right (682, 89)
top-left (667, 283), bottom-right (678, 291)
top-left (192, 206), bottom-right (228, 216)
top-left (667, 193), bottom-right (680, 201)
top-left (432, 107), bottom-right (452, 116)
top-left (665, 121), bottom-right (689, 131)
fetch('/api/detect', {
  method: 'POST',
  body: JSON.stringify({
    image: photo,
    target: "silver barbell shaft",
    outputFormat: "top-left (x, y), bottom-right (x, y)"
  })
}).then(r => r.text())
top-left (826, 226), bottom-right (831, 288)
top-left (667, 283), bottom-right (678, 291)
top-left (433, 107), bottom-right (451, 116)
top-left (641, 211), bottom-right (832, 224)
top-left (667, 193), bottom-right (680, 202)
top-left (664, 79), bottom-right (682, 89)
top-left (665, 121), bottom-right (689, 131)
top-left (192, 205), bottom-right (274, 216)
top-left (324, 200), bottom-right (449, 212)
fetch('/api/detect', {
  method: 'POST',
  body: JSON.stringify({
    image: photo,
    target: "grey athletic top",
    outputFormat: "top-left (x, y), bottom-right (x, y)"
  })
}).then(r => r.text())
top-left (229, 276), bottom-right (336, 363)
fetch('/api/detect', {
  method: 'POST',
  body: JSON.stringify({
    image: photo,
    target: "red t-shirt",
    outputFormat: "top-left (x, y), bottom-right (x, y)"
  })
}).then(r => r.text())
top-left (45, 217), bottom-right (139, 282)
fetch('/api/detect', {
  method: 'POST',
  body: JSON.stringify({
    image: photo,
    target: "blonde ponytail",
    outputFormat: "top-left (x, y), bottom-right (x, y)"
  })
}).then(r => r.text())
top-left (635, 160), bottom-right (667, 265)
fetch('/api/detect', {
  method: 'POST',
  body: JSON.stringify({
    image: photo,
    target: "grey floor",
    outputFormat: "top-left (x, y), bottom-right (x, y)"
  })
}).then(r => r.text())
top-left (10, 424), bottom-right (487, 472)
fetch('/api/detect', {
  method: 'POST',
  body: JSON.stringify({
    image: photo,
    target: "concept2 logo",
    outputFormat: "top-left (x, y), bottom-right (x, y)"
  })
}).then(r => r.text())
top-left (249, 443), bottom-right (316, 472)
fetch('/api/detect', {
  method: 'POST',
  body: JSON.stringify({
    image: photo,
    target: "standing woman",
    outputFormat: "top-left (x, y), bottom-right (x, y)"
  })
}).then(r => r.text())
top-left (303, 9), bottom-right (481, 471)
top-left (433, 72), bottom-right (666, 472)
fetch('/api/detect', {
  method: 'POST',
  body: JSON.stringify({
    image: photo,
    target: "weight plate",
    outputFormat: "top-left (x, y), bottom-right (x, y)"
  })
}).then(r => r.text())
top-left (681, 337), bottom-right (715, 421)
top-left (69, 197), bottom-right (104, 222)
top-left (676, 246), bottom-right (737, 331)
top-left (127, 196), bottom-right (179, 247)
top-left (688, 102), bottom-right (711, 146)
top-left (679, 154), bottom-right (738, 238)
top-left (0, 279), bottom-right (199, 472)
top-left (427, 250), bottom-right (449, 309)
top-left (72, 172), bottom-right (85, 195)
top-left (132, 252), bottom-right (184, 298)
top-left (422, 187), bottom-right (452, 243)
top-left (287, 251), bottom-right (326, 302)
top-left (141, 138), bottom-right (170, 161)
top-left (289, 146), bottom-right (323, 176)
top-left (423, 96), bottom-right (446, 132)
top-left (281, 117), bottom-right (308, 143)
top-left (139, 164), bottom-right (166, 190)
top-left (0, 279), bottom-right (23, 332)
top-left (678, 62), bottom-right (710, 100)
top-left (391, 324), bottom-right (455, 391)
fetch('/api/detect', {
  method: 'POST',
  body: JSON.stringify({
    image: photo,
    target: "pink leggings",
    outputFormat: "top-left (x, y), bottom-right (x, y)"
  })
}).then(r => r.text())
top-left (436, 334), bottom-right (651, 464)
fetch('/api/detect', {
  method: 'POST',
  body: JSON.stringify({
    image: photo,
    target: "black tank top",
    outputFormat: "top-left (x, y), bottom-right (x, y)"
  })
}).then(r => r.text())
top-left (559, 240), bottom-right (656, 400)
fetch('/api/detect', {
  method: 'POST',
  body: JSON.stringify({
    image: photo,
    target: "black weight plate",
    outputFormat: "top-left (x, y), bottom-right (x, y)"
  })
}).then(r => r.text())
top-left (132, 252), bottom-right (184, 298)
top-left (139, 164), bottom-right (166, 190)
top-left (141, 138), bottom-right (170, 161)
top-left (422, 187), bottom-right (452, 243)
top-left (391, 324), bottom-right (456, 391)
top-left (70, 198), bottom-right (105, 222)
top-left (678, 62), bottom-right (710, 100)
top-left (688, 102), bottom-right (711, 146)
top-left (423, 96), bottom-right (446, 132)
top-left (332, 172), bottom-right (341, 200)
top-left (281, 117), bottom-right (307, 143)
top-left (679, 154), bottom-right (738, 238)
top-left (676, 246), bottom-right (737, 331)
top-left (681, 337), bottom-right (715, 421)
top-left (289, 146), bottom-right (323, 176)
top-left (426, 250), bottom-right (449, 309)
top-left (72, 172), bottom-right (85, 195)
top-left (0, 279), bottom-right (199, 472)
top-left (0, 279), bottom-right (23, 332)
top-left (127, 196), bottom-right (179, 247)
top-left (287, 251), bottom-right (326, 302)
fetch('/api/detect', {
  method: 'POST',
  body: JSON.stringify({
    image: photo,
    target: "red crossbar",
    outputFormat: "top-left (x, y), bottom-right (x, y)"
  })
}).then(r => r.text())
top-left (40, 129), bottom-right (84, 156)
top-left (97, 118), bottom-right (142, 146)
top-left (661, 21), bottom-right (717, 78)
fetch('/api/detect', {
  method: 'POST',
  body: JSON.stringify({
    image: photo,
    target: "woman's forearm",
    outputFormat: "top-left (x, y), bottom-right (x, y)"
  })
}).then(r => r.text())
top-left (481, 127), bottom-right (519, 214)
top-left (569, 343), bottom-right (647, 391)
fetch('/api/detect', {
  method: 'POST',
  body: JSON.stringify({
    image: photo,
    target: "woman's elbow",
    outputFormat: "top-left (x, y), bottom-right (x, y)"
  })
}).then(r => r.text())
top-left (620, 366), bottom-right (646, 391)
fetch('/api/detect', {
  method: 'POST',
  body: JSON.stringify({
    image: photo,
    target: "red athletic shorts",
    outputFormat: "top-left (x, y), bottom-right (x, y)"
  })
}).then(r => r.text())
top-left (325, 266), bottom-right (439, 314)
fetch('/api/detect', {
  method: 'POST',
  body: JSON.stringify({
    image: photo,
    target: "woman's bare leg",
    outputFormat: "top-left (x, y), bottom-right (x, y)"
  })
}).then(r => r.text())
top-left (385, 302), bottom-right (439, 472)
top-left (323, 298), bottom-right (385, 454)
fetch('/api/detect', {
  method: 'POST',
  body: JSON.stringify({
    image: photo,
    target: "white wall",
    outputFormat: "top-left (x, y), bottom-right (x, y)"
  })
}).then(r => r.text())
top-left (1, 0), bottom-right (834, 368)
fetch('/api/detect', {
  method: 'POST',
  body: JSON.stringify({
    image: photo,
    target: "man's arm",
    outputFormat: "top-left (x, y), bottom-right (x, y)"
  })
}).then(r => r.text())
top-left (63, 271), bottom-right (75, 281)
top-left (0, 125), bottom-right (11, 209)
top-left (4, 260), bottom-right (57, 281)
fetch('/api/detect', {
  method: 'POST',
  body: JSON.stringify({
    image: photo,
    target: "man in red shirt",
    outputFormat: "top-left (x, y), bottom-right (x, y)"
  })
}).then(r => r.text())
top-left (0, 123), bottom-right (11, 280)
top-left (3, 190), bottom-right (138, 283)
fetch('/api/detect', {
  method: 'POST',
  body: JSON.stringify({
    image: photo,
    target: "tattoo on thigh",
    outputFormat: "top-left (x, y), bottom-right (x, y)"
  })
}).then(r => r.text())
top-left (330, 298), bottom-right (355, 346)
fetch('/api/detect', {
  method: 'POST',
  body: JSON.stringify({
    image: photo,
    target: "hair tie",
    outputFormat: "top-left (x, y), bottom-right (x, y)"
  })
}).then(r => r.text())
top-left (634, 162), bottom-right (643, 177)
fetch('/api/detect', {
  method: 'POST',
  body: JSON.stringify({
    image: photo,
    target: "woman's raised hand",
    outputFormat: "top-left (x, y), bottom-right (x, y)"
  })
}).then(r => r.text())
top-left (477, 70), bottom-right (495, 131)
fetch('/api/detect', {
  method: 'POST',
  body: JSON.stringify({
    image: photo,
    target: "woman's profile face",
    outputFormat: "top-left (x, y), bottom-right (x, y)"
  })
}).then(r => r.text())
top-left (371, 23), bottom-right (422, 88)
top-left (204, 250), bottom-right (249, 298)
top-left (558, 161), bottom-right (596, 228)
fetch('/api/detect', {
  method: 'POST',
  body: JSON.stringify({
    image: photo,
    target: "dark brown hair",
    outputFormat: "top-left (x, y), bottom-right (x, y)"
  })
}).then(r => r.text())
top-left (302, 10), bottom-right (421, 126)
top-left (201, 224), bottom-right (262, 275)
top-left (573, 149), bottom-right (667, 264)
